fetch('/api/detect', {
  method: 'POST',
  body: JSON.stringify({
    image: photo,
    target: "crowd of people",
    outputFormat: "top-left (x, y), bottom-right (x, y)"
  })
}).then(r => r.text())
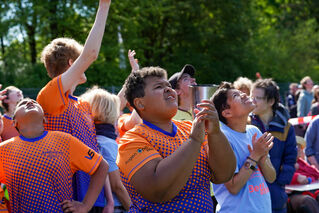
top-left (0, 0), bottom-right (319, 213)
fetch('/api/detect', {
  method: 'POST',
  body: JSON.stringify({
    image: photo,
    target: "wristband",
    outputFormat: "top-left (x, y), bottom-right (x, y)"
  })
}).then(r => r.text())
top-left (308, 177), bottom-right (312, 184)
top-left (247, 156), bottom-right (258, 164)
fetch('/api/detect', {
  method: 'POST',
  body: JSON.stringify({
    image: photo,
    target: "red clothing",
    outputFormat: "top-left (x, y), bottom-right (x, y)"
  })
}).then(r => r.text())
top-left (290, 158), bottom-right (319, 185)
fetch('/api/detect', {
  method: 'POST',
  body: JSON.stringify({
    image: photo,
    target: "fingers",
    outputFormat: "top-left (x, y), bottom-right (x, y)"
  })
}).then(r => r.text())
top-left (60, 200), bottom-right (75, 213)
top-left (247, 144), bottom-right (253, 153)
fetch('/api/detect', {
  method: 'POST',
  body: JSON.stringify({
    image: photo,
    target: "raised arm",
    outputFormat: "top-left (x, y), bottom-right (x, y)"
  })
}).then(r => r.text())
top-left (225, 132), bottom-right (275, 194)
top-left (196, 100), bottom-right (236, 183)
top-left (61, 0), bottom-right (111, 93)
top-left (130, 113), bottom-right (208, 202)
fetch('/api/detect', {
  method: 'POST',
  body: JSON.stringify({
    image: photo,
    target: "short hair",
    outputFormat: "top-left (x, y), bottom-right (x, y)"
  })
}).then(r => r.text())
top-left (300, 76), bottom-right (312, 89)
top-left (233, 77), bottom-right (252, 95)
top-left (212, 82), bottom-right (234, 125)
top-left (40, 38), bottom-right (83, 78)
top-left (252, 78), bottom-right (280, 112)
top-left (124, 67), bottom-right (167, 112)
top-left (289, 83), bottom-right (298, 90)
top-left (80, 86), bottom-right (120, 124)
top-left (0, 86), bottom-right (21, 112)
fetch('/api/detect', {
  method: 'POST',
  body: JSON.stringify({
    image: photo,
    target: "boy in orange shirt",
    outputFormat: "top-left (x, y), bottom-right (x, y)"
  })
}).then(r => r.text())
top-left (36, 0), bottom-right (111, 211)
top-left (117, 67), bottom-right (236, 212)
top-left (0, 98), bottom-right (108, 212)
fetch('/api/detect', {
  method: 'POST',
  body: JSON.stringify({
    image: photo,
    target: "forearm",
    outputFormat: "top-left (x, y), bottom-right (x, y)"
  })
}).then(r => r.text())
top-left (132, 138), bottom-right (203, 202)
top-left (117, 87), bottom-right (127, 112)
top-left (82, 0), bottom-right (110, 61)
top-left (114, 184), bottom-right (131, 210)
top-left (82, 159), bottom-right (108, 211)
top-left (225, 166), bottom-right (254, 195)
top-left (307, 155), bottom-right (319, 169)
top-left (258, 157), bottom-right (276, 183)
top-left (207, 130), bottom-right (236, 183)
top-left (104, 175), bottom-right (114, 208)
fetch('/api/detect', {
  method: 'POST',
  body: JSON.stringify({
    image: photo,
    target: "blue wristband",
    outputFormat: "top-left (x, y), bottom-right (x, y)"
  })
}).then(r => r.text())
top-left (307, 177), bottom-right (312, 184)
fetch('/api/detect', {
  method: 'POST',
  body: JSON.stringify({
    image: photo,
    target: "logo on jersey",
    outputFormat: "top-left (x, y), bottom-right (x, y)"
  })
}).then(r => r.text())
top-left (85, 149), bottom-right (95, 160)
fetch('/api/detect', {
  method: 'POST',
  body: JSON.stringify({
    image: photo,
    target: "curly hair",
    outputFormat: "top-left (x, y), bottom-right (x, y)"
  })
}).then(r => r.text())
top-left (40, 38), bottom-right (83, 78)
top-left (124, 67), bottom-right (167, 112)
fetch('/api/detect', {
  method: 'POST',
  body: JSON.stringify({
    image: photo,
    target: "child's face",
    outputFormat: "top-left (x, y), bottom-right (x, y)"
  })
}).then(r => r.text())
top-left (8, 89), bottom-right (23, 105)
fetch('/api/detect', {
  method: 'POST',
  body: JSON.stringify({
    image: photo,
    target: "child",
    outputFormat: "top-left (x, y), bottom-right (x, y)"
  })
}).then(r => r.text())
top-left (0, 86), bottom-right (23, 141)
top-left (36, 0), bottom-right (111, 211)
top-left (81, 87), bottom-right (131, 212)
top-left (0, 98), bottom-right (108, 212)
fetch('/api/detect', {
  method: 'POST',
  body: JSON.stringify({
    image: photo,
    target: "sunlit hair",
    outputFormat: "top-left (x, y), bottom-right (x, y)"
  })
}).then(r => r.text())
top-left (40, 38), bottom-right (83, 78)
top-left (0, 86), bottom-right (22, 112)
top-left (212, 82), bottom-right (234, 125)
top-left (233, 76), bottom-right (252, 96)
top-left (252, 78), bottom-right (280, 112)
top-left (80, 86), bottom-right (120, 124)
top-left (300, 76), bottom-right (312, 89)
top-left (124, 66), bottom-right (167, 112)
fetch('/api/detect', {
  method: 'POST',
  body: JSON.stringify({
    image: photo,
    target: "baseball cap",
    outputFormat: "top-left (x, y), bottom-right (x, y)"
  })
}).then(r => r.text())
top-left (168, 64), bottom-right (196, 89)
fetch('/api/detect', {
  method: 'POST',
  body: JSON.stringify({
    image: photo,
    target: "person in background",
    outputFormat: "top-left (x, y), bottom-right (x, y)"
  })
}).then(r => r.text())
top-left (168, 64), bottom-right (197, 121)
top-left (287, 136), bottom-right (319, 213)
top-left (81, 87), bottom-right (131, 212)
top-left (250, 78), bottom-right (297, 213)
top-left (286, 83), bottom-right (298, 118)
top-left (117, 67), bottom-right (236, 212)
top-left (36, 1), bottom-right (111, 212)
top-left (0, 86), bottom-right (23, 141)
top-left (305, 116), bottom-right (319, 170)
top-left (0, 98), bottom-right (108, 212)
top-left (233, 76), bottom-right (253, 96)
top-left (309, 85), bottom-right (319, 116)
top-left (212, 82), bottom-right (276, 213)
top-left (297, 76), bottom-right (314, 117)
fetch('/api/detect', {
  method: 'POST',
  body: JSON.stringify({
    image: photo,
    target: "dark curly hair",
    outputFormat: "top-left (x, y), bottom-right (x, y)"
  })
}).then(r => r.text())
top-left (124, 67), bottom-right (167, 112)
top-left (212, 82), bottom-right (234, 124)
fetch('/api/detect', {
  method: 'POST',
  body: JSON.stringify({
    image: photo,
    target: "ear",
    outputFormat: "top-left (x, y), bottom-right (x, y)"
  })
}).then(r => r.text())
top-left (133, 98), bottom-right (145, 111)
top-left (221, 108), bottom-right (232, 119)
top-left (68, 59), bottom-right (74, 66)
top-left (268, 98), bottom-right (275, 107)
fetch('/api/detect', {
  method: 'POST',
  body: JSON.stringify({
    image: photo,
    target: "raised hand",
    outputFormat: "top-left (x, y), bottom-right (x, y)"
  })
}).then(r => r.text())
top-left (248, 132), bottom-right (274, 162)
top-left (195, 100), bottom-right (220, 135)
top-left (128, 49), bottom-right (139, 72)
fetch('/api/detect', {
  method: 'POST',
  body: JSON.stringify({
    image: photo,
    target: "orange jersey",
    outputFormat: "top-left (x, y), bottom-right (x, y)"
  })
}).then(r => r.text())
top-left (36, 76), bottom-right (103, 204)
top-left (1, 115), bottom-right (19, 141)
top-left (0, 131), bottom-right (102, 213)
top-left (117, 120), bottom-right (214, 212)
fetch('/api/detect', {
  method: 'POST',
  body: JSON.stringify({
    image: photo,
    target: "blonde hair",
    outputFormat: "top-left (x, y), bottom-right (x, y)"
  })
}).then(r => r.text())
top-left (81, 86), bottom-right (120, 124)
top-left (41, 38), bottom-right (83, 78)
top-left (233, 77), bottom-right (252, 94)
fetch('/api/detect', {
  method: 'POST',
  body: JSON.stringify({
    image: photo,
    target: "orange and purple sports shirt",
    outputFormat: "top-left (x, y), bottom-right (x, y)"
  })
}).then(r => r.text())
top-left (1, 115), bottom-right (19, 141)
top-left (0, 131), bottom-right (102, 213)
top-left (36, 76), bottom-right (104, 205)
top-left (117, 120), bottom-right (214, 212)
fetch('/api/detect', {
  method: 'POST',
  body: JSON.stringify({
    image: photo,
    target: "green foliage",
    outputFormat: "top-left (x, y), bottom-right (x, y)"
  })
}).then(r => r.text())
top-left (1, 0), bottom-right (319, 93)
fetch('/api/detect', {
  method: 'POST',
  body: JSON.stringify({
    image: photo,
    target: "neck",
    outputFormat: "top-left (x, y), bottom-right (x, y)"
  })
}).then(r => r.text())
top-left (257, 109), bottom-right (273, 125)
top-left (143, 117), bottom-right (173, 133)
top-left (6, 104), bottom-right (17, 117)
top-left (178, 95), bottom-right (192, 112)
top-left (226, 116), bottom-right (248, 133)
top-left (19, 124), bottom-right (45, 139)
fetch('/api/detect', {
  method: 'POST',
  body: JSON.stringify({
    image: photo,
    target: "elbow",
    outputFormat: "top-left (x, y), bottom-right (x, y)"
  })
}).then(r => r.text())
top-left (82, 49), bottom-right (99, 63)
top-left (211, 160), bottom-right (236, 184)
